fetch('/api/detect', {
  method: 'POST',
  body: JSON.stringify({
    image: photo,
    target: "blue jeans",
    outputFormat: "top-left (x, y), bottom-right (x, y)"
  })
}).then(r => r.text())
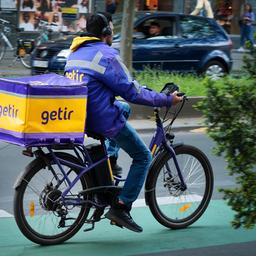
top-left (105, 101), bottom-right (131, 158)
top-left (111, 121), bottom-right (152, 205)
top-left (240, 24), bottom-right (254, 47)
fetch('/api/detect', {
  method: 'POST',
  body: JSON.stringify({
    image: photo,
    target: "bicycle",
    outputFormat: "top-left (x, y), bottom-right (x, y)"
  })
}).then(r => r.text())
top-left (13, 83), bottom-right (214, 245)
top-left (0, 19), bottom-right (58, 69)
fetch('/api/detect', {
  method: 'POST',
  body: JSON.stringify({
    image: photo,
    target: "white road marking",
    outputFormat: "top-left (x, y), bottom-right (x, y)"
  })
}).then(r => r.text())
top-left (0, 209), bottom-right (13, 218)
top-left (133, 195), bottom-right (203, 208)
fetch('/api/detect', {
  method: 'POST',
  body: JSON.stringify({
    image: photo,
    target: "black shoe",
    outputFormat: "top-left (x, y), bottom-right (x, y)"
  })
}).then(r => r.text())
top-left (109, 156), bottom-right (122, 177)
top-left (105, 204), bottom-right (143, 233)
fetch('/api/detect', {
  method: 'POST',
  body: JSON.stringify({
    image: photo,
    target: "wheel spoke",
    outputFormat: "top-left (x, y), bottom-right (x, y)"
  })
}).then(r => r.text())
top-left (14, 153), bottom-right (91, 245)
top-left (148, 145), bottom-right (213, 229)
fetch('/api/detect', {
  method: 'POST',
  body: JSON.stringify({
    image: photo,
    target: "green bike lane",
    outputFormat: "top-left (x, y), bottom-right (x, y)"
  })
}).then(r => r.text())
top-left (0, 200), bottom-right (256, 256)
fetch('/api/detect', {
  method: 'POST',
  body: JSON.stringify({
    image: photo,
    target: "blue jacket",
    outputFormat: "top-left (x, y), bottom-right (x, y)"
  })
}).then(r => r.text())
top-left (64, 36), bottom-right (173, 138)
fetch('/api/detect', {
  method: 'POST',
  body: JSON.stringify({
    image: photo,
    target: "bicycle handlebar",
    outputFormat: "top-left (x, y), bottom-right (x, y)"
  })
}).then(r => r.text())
top-left (154, 82), bottom-right (187, 129)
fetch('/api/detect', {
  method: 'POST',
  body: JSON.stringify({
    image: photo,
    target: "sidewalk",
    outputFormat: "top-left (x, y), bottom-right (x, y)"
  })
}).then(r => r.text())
top-left (129, 117), bottom-right (205, 133)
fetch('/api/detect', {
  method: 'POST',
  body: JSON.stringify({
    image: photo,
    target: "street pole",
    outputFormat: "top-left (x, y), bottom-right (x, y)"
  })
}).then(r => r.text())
top-left (89, 0), bottom-right (96, 13)
top-left (120, 0), bottom-right (135, 72)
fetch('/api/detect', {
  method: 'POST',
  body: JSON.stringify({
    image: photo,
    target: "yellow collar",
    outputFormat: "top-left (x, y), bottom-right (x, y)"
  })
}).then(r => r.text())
top-left (70, 36), bottom-right (100, 52)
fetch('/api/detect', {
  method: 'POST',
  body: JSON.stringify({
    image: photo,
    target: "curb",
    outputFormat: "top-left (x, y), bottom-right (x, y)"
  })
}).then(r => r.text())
top-left (133, 124), bottom-right (205, 134)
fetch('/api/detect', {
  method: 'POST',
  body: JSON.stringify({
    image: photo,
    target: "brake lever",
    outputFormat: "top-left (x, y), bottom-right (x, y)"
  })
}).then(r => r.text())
top-left (176, 92), bottom-right (188, 101)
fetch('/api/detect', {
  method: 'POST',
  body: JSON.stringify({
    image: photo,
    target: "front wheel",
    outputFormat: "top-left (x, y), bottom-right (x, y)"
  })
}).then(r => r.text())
top-left (145, 144), bottom-right (213, 229)
top-left (14, 152), bottom-right (92, 245)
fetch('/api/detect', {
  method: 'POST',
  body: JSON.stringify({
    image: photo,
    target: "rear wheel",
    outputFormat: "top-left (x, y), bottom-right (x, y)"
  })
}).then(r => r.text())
top-left (14, 152), bottom-right (92, 245)
top-left (146, 145), bottom-right (213, 229)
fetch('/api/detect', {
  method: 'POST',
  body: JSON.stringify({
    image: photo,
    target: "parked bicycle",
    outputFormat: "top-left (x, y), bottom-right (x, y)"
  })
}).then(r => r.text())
top-left (13, 83), bottom-right (214, 245)
top-left (0, 18), bottom-right (58, 69)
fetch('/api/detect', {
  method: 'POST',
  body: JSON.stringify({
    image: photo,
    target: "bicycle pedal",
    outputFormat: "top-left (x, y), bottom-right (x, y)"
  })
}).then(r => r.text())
top-left (110, 220), bottom-right (123, 229)
top-left (92, 208), bottom-right (105, 222)
top-left (83, 222), bottom-right (95, 232)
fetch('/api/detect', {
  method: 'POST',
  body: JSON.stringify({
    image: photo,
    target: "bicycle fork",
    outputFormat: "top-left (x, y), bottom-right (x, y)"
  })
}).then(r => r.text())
top-left (149, 122), bottom-right (187, 191)
top-left (162, 142), bottom-right (187, 191)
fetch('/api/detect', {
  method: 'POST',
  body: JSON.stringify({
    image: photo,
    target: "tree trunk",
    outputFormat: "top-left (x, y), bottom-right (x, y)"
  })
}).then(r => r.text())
top-left (120, 0), bottom-right (135, 72)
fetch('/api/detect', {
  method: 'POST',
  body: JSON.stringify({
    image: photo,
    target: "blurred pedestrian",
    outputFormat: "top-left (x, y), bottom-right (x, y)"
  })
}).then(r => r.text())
top-left (106, 0), bottom-right (116, 14)
top-left (191, 0), bottom-right (214, 18)
top-left (238, 3), bottom-right (255, 51)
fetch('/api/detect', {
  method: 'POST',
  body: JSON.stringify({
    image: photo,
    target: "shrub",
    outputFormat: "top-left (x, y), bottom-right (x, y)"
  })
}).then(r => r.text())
top-left (198, 74), bottom-right (256, 229)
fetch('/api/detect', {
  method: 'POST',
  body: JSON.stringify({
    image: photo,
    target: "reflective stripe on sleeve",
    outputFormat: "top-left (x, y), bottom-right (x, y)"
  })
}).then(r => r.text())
top-left (132, 80), bottom-right (142, 93)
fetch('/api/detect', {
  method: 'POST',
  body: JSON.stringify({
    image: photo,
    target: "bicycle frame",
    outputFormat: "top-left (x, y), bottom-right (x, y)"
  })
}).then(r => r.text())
top-left (31, 103), bottom-right (187, 209)
top-left (0, 31), bottom-right (14, 50)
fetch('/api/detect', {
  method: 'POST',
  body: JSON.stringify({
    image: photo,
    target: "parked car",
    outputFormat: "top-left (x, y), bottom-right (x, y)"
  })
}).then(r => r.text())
top-left (31, 12), bottom-right (233, 78)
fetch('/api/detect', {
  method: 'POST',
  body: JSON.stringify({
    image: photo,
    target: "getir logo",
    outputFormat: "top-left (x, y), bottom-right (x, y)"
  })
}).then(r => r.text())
top-left (0, 104), bottom-right (19, 119)
top-left (65, 70), bottom-right (84, 82)
top-left (41, 107), bottom-right (74, 125)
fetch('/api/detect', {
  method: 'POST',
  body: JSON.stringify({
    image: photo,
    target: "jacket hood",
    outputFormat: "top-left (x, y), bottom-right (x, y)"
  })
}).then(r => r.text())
top-left (70, 36), bottom-right (100, 52)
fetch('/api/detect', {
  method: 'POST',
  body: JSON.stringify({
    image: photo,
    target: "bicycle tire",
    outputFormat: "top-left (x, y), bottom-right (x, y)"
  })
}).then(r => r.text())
top-left (0, 40), bottom-right (6, 61)
top-left (145, 144), bottom-right (213, 229)
top-left (14, 152), bottom-right (93, 245)
top-left (20, 54), bottom-right (31, 68)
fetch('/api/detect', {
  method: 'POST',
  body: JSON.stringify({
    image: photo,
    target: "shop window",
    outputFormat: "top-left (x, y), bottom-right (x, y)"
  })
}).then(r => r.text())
top-left (213, 0), bottom-right (233, 34)
top-left (144, 0), bottom-right (158, 10)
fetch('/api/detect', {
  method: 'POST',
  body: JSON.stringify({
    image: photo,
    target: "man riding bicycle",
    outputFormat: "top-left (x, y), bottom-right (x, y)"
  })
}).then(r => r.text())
top-left (64, 12), bottom-right (182, 233)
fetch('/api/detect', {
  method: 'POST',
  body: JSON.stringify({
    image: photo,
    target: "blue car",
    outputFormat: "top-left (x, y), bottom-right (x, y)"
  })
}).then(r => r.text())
top-left (31, 12), bottom-right (233, 78)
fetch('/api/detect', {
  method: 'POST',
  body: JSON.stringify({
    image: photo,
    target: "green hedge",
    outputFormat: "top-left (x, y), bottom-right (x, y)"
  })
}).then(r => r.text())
top-left (198, 75), bottom-right (256, 229)
top-left (135, 69), bottom-right (250, 97)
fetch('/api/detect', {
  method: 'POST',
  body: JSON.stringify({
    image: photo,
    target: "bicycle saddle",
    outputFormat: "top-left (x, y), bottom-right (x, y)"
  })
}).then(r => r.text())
top-left (86, 130), bottom-right (105, 141)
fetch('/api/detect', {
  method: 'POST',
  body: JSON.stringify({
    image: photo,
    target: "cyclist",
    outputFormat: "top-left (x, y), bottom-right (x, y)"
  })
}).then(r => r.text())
top-left (64, 12), bottom-right (183, 233)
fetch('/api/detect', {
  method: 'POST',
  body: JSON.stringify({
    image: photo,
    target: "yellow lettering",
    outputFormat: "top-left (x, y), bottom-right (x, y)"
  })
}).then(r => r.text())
top-left (68, 72), bottom-right (72, 79)
top-left (79, 74), bottom-right (84, 82)
top-left (71, 70), bottom-right (76, 80)
top-left (66, 71), bottom-right (85, 82)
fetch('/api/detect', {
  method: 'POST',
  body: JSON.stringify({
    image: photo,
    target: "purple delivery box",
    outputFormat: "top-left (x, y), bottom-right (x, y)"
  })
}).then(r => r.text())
top-left (0, 74), bottom-right (87, 146)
